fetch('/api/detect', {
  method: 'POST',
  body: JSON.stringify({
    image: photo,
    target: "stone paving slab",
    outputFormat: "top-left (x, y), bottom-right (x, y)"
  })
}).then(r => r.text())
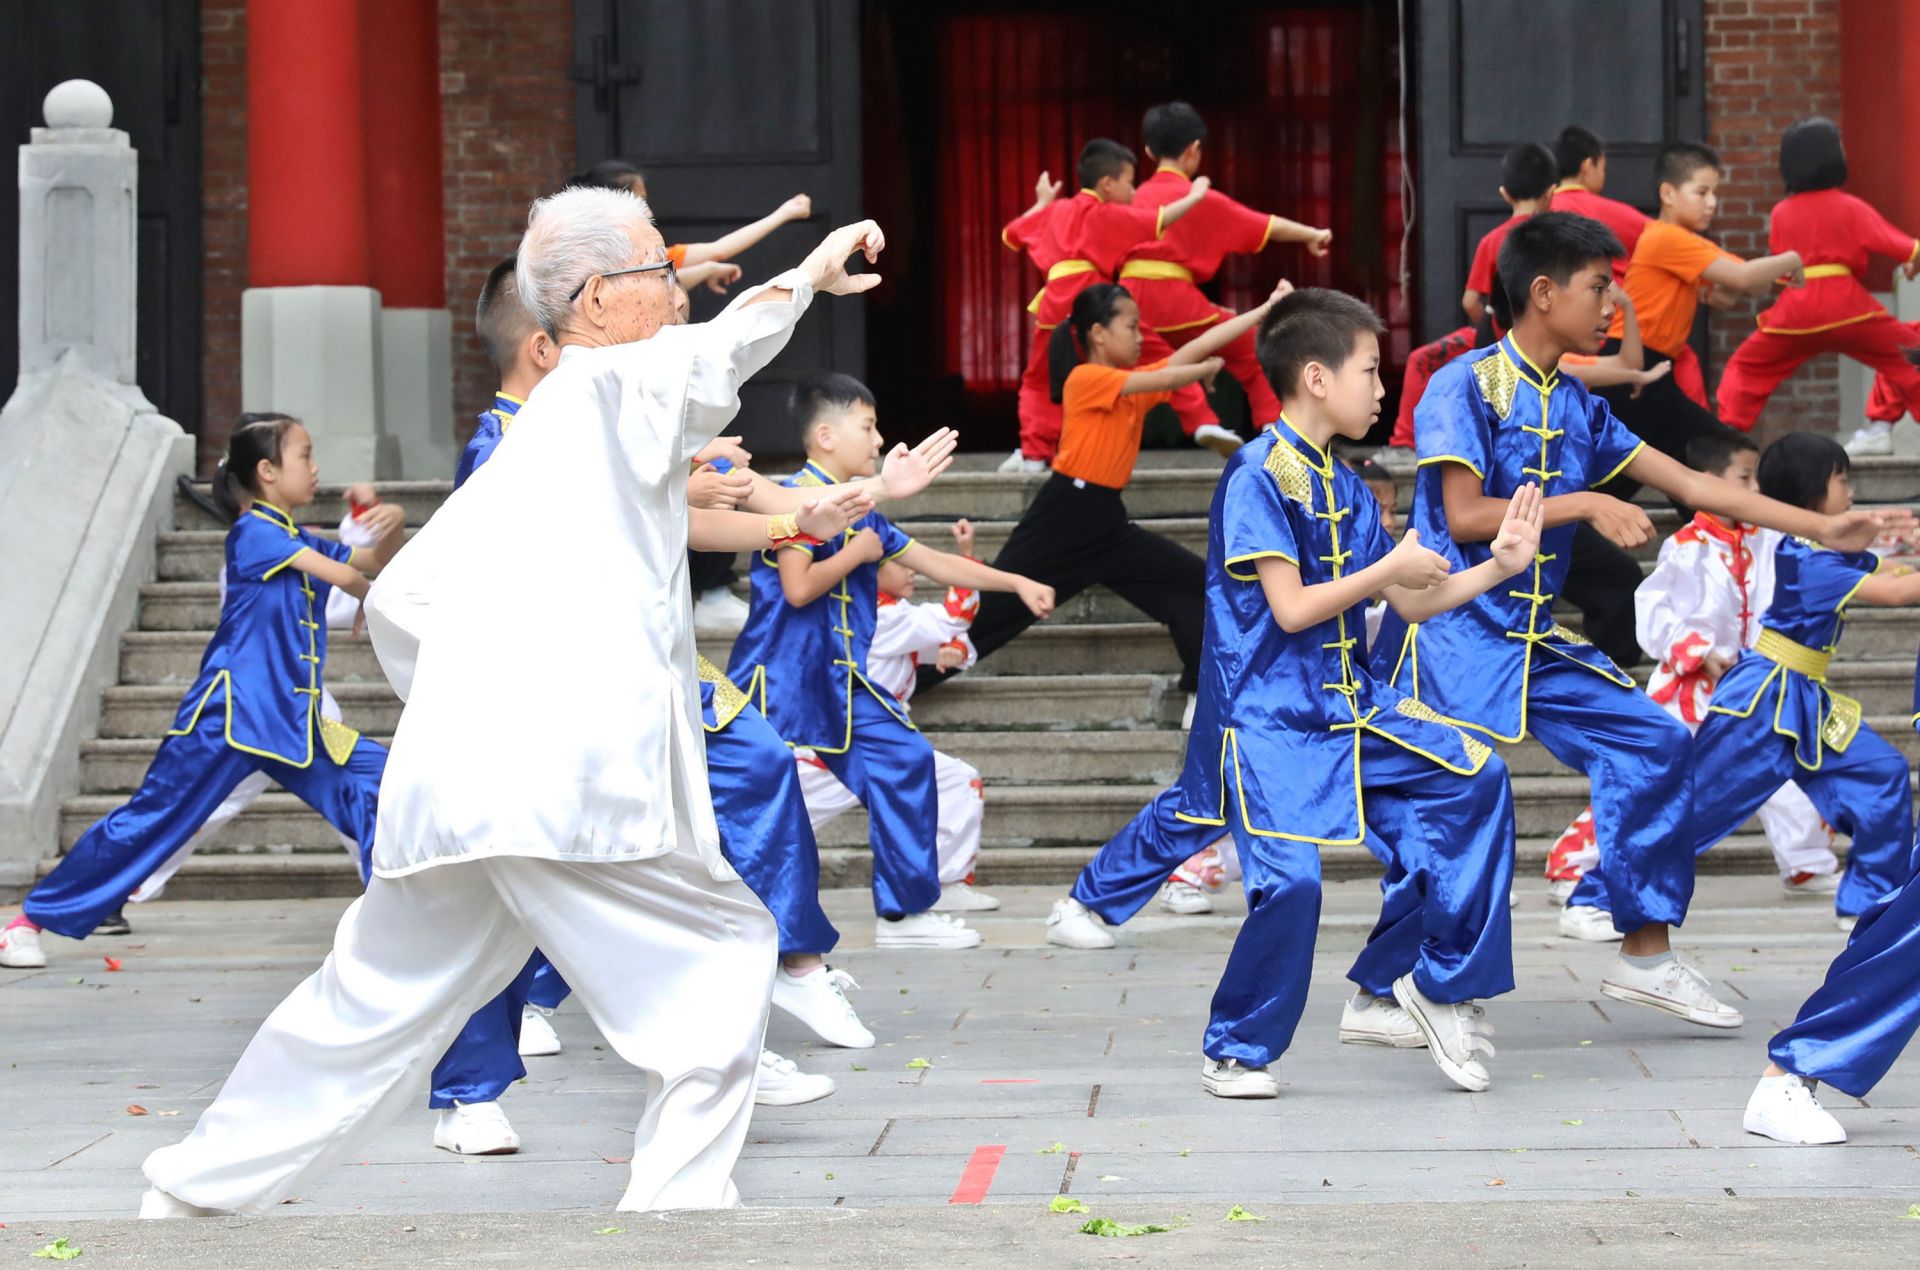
top-left (3, 876), bottom-right (1918, 1247)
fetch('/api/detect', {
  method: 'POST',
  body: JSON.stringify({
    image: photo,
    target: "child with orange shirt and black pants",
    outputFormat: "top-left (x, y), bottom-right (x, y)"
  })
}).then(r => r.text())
top-left (941, 279), bottom-right (1295, 708)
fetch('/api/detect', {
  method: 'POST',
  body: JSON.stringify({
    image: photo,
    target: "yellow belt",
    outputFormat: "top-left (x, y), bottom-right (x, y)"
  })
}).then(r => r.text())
top-left (1801, 264), bottom-right (1852, 280)
top-left (1027, 259), bottom-right (1098, 314)
top-left (1756, 628), bottom-right (1830, 681)
top-left (1119, 259), bottom-right (1196, 283)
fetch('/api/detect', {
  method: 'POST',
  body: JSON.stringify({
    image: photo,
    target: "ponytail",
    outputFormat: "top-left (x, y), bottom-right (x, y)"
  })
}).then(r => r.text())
top-left (1048, 282), bottom-right (1132, 404)
top-left (212, 412), bottom-right (300, 524)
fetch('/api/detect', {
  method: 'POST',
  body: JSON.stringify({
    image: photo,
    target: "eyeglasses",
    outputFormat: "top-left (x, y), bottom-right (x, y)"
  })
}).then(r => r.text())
top-left (568, 258), bottom-right (677, 303)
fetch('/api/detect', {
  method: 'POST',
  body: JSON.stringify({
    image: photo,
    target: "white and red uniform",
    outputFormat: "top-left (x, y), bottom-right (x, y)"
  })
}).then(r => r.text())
top-left (795, 587), bottom-right (984, 885)
top-left (1546, 513), bottom-right (1836, 882)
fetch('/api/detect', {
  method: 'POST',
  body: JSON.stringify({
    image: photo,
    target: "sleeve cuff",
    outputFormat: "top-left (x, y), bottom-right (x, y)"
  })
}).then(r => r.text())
top-left (1415, 454), bottom-right (1487, 480)
top-left (1223, 549), bottom-right (1297, 581)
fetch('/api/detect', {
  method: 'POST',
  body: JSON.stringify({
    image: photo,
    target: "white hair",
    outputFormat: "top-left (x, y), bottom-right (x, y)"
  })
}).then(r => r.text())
top-left (516, 185), bottom-right (654, 334)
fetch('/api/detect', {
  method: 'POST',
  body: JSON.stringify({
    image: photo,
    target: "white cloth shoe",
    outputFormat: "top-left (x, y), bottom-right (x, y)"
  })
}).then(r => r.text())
top-left (1044, 897), bottom-right (1115, 949)
top-left (0, 924), bottom-right (45, 969)
top-left (1558, 904), bottom-right (1624, 942)
top-left (754, 1049), bottom-right (836, 1106)
top-left (1339, 990), bottom-right (1426, 1048)
top-left (1836, 914), bottom-right (1859, 933)
top-left (1743, 1073), bottom-right (1847, 1144)
top-left (875, 910), bottom-right (982, 950)
top-left (1181, 692), bottom-right (1198, 730)
top-left (1201, 1057), bottom-right (1279, 1098)
top-left (1545, 878), bottom-right (1578, 905)
top-left (433, 1100), bottom-right (521, 1155)
top-left (1194, 423), bottom-right (1244, 458)
top-left (1600, 955), bottom-right (1744, 1028)
top-left (1844, 420), bottom-right (1892, 456)
top-left (1392, 975), bottom-right (1494, 1092)
top-left (1159, 879), bottom-right (1213, 915)
top-left (138, 1187), bottom-right (228, 1219)
top-left (1782, 871), bottom-right (1840, 898)
top-left (932, 882), bottom-right (1001, 912)
top-left (996, 448), bottom-right (1050, 474)
top-left (772, 964), bottom-right (874, 1048)
top-left (692, 586), bottom-right (750, 633)
top-left (517, 1004), bottom-right (561, 1057)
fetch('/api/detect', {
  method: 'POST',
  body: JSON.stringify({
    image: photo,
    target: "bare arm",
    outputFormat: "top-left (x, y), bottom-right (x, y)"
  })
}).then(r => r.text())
top-left (1461, 290), bottom-right (1487, 326)
top-left (1017, 171), bottom-right (1064, 220)
top-left (896, 543), bottom-right (1055, 618)
top-left (1622, 446), bottom-right (1890, 551)
top-left (1262, 214), bottom-right (1332, 257)
top-left (775, 533), bottom-right (877, 606)
top-left (1854, 565), bottom-right (1920, 607)
top-left (289, 549), bottom-right (370, 601)
top-left (340, 502), bottom-right (407, 575)
top-left (1168, 280), bottom-right (1293, 367)
top-left (1121, 361), bottom-right (1221, 396)
top-left (680, 195), bottom-right (811, 267)
top-left (1154, 175), bottom-right (1213, 234)
top-left (1438, 462), bottom-right (1648, 547)
top-left (689, 486), bottom-right (874, 553)
top-left (1701, 250), bottom-right (1804, 297)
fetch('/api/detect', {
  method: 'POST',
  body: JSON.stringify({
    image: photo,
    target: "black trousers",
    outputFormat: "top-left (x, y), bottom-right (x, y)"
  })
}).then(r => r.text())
top-left (1560, 521), bottom-right (1644, 671)
top-left (916, 473), bottom-right (1206, 695)
top-left (688, 549), bottom-right (737, 594)
top-left (1593, 340), bottom-right (1743, 510)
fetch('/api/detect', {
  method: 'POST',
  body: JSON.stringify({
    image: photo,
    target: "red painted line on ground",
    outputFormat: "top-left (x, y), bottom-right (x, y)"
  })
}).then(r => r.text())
top-left (948, 1144), bottom-right (1007, 1205)
top-left (979, 1078), bottom-right (1038, 1084)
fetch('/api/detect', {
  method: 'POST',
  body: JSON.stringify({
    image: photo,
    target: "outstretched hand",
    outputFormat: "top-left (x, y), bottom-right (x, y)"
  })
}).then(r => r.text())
top-left (879, 427), bottom-right (960, 500)
top-left (1826, 506), bottom-right (1918, 554)
top-left (794, 484), bottom-right (874, 541)
top-left (803, 221), bottom-right (887, 296)
top-left (1489, 482), bottom-right (1545, 576)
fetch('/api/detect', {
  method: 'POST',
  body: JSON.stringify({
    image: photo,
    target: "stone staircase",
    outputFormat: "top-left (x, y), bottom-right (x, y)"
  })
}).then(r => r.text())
top-left (48, 452), bottom-right (1920, 899)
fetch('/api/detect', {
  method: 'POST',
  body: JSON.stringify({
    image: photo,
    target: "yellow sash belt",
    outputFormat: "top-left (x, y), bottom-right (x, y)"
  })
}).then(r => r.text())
top-left (1755, 628), bottom-right (1829, 680)
top-left (1119, 259), bottom-right (1196, 283)
top-left (1027, 259), bottom-right (1098, 314)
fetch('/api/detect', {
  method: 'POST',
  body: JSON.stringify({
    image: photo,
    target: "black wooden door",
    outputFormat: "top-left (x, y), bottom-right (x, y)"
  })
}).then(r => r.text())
top-left (573, 0), bottom-right (863, 457)
top-left (0, 0), bottom-right (201, 431)
top-left (1412, 0), bottom-right (1706, 342)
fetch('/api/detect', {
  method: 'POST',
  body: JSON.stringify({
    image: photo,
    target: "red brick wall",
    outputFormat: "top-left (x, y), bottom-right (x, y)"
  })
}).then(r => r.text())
top-left (199, 0), bottom-right (248, 472)
top-left (437, 0), bottom-right (576, 444)
top-left (1704, 0), bottom-right (1845, 438)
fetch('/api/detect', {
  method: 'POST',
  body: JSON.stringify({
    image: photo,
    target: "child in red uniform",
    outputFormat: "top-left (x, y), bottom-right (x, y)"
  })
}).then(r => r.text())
top-left (1461, 144), bottom-right (1557, 327)
top-left (1715, 118), bottom-right (1920, 446)
top-left (1119, 102), bottom-right (1333, 457)
top-left (1549, 126), bottom-right (1650, 284)
top-left (1001, 139), bottom-right (1211, 468)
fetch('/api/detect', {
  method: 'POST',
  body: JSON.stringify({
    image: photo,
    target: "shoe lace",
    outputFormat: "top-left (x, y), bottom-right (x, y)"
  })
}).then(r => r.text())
top-left (823, 967), bottom-right (861, 1001)
top-left (1666, 959), bottom-right (1717, 998)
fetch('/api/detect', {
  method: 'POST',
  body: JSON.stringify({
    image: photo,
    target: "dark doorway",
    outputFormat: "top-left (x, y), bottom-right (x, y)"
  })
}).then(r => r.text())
top-left (1410, 0), bottom-right (1708, 343)
top-left (0, 0), bottom-right (202, 432)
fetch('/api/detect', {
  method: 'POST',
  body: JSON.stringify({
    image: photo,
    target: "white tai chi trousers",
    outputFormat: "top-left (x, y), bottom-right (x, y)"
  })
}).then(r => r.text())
top-left (797, 748), bottom-right (983, 883)
top-left (142, 844), bottom-right (777, 1213)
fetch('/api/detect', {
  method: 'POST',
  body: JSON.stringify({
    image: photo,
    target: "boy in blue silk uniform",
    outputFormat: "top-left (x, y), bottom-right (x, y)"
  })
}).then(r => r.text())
top-left (728, 374), bottom-right (1055, 951)
top-left (1048, 288), bottom-right (1545, 1098)
top-left (1376, 212), bottom-right (1892, 1029)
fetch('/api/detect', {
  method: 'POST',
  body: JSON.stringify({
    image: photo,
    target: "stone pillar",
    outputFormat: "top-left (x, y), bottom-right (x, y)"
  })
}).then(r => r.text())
top-left (0, 81), bottom-right (193, 887)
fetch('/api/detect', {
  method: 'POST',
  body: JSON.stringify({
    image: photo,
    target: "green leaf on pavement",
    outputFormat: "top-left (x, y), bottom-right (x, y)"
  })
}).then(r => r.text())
top-left (1225, 1204), bottom-right (1265, 1222)
top-left (1080, 1217), bottom-right (1175, 1238)
top-left (1038, 1141), bottom-right (1065, 1154)
top-left (1049, 1196), bottom-right (1088, 1214)
top-left (1562, 1119), bottom-right (1584, 1126)
top-left (33, 1239), bottom-right (82, 1261)
top-left (592, 1227), bottom-right (623, 1236)
top-left (1178, 1148), bottom-right (1191, 1158)
top-left (905, 1057), bottom-right (932, 1069)
top-left (1905, 1203), bottom-right (1920, 1219)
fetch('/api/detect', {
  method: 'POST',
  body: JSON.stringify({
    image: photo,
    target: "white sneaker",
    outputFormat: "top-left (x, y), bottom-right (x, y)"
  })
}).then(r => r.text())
top-left (1044, 897), bottom-right (1115, 949)
top-left (754, 1049), bottom-right (836, 1106)
top-left (0, 924), bottom-right (45, 969)
top-left (1558, 904), bottom-right (1624, 943)
top-left (932, 882), bottom-right (1001, 912)
top-left (518, 1005), bottom-right (561, 1057)
top-left (772, 964), bottom-right (874, 1048)
top-left (1844, 420), bottom-right (1892, 457)
top-left (1743, 1073), bottom-right (1847, 1144)
top-left (1181, 692), bottom-right (1198, 730)
top-left (1392, 975), bottom-right (1494, 1092)
top-left (995, 448), bottom-right (1049, 474)
top-left (1201, 1057), bottom-right (1279, 1098)
top-left (1782, 871), bottom-right (1840, 898)
top-left (693, 587), bottom-right (750, 633)
top-left (1338, 990), bottom-right (1427, 1048)
top-left (1159, 879), bottom-right (1213, 916)
top-left (138, 1187), bottom-right (228, 1219)
top-left (433, 1100), bottom-right (521, 1155)
top-left (1600, 955), bottom-right (1744, 1029)
top-left (1545, 879), bottom-right (1578, 905)
top-left (1836, 914), bottom-right (1859, 933)
top-left (1194, 423), bottom-right (1245, 458)
top-left (875, 910), bottom-right (982, 950)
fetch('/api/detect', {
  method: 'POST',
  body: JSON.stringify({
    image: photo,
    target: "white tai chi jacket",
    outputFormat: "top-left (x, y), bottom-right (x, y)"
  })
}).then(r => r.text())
top-left (363, 271), bottom-right (814, 880)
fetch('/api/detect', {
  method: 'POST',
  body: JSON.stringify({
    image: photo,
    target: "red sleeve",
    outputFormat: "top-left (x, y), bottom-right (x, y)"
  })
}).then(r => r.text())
top-left (1002, 206), bottom-right (1049, 252)
top-left (1465, 230), bottom-right (1498, 294)
top-left (1853, 195), bottom-right (1920, 265)
top-left (1194, 190), bottom-right (1276, 254)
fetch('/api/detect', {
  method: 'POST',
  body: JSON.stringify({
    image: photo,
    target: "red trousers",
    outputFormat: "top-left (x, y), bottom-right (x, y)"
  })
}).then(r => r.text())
top-left (1717, 316), bottom-right (1920, 431)
top-left (1135, 314), bottom-right (1281, 436)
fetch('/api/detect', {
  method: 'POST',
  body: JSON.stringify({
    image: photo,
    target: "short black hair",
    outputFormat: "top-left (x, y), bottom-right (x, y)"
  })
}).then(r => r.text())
top-left (1657, 142), bottom-right (1721, 193)
top-left (570, 158), bottom-right (644, 193)
top-left (1554, 126), bottom-right (1605, 179)
top-left (1502, 142), bottom-right (1558, 202)
top-left (1142, 102), bottom-right (1207, 162)
top-left (1684, 427), bottom-right (1757, 476)
top-left (1497, 211), bottom-right (1625, 318)
top-left (1256, 288), bottom-right (1387, 400)
top-left (1077, 138), bottom-right (1136, 190)
top-left (475, 257), bottom-right (536, 375)
top-left (790, 372), bottom-right (877, 445)
top-left (1758, 431), bottom-right (1849, 511)
top-left (1781, 117), bottom-right (1847, 194)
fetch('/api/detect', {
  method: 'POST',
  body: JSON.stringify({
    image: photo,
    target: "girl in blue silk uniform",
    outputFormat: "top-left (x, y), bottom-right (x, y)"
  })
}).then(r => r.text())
top-left (0, 415), bottom-right (403, 970)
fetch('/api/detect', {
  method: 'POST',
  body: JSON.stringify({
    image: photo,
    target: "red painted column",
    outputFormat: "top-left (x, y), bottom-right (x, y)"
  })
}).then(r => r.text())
top-left (361, 0), bottom-right (447, 309)
top-left (247, 0), bottom-right (372, 287)
top-left (1839, 0), bottom-right (1920, 286)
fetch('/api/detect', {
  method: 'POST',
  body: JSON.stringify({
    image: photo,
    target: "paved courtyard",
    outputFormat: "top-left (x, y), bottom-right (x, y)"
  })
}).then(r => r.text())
top-left (4, 876), bottom-right (1919, 1263)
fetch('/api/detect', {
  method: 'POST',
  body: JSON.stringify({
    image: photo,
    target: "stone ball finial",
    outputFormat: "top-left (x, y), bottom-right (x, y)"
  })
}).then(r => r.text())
top-left (43, 79), bottom-right (113, 129)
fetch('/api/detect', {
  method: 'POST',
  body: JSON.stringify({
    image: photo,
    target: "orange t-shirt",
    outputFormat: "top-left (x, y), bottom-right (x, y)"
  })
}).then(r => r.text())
top-left (1608, 219), bottom-right (1736, 354)
top-left (666, 242), bottom-right (689, 269)
top-left (1053, 359), bottom-right (1173, 490)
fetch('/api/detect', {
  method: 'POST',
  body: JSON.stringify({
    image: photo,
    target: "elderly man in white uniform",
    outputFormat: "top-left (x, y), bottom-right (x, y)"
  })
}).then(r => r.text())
top-left (139, 190), bottom-right (886, 1216)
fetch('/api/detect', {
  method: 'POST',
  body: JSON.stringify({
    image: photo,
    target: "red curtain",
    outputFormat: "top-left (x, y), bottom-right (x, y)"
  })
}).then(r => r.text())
top-left (933, 3), bottom-right (1408, 397)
